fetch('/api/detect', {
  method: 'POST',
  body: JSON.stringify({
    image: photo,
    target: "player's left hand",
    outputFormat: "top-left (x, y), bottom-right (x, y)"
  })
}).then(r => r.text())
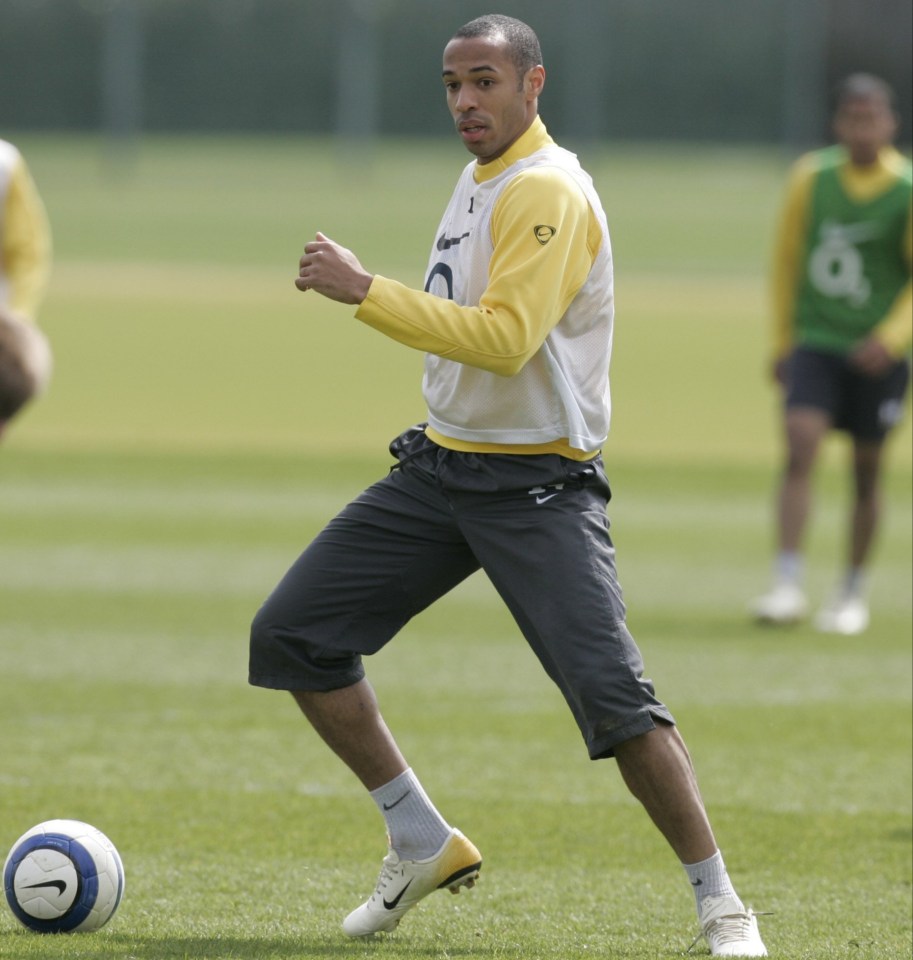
top-left (849, 337), bottom-right (894, 378)
top-left (296, 232), bottom-right (373, 305)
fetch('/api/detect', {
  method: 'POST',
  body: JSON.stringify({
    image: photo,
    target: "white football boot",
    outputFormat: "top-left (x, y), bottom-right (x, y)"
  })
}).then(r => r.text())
top-left (750, 581), bottom-right (808, 625)
top-left (696, 894), bottom-right (768, 957)
top-left (814, 592), bottom-right (869, 635)
top-left (342, 828), bottom-right (481, 937)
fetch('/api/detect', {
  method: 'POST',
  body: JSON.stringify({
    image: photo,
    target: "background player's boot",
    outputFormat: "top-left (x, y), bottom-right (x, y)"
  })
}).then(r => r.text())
top-left (815, 591), bottom-right (869, 635)
top-left (749, 580), bottom-right (808, 625)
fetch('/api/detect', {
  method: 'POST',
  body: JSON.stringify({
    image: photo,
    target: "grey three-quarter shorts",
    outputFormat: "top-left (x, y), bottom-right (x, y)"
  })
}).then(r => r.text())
top-left (249, 424), bottom-right (674, 759)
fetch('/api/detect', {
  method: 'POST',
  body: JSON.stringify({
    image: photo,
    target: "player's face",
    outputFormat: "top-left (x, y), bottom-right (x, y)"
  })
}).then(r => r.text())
top-left (834, 96), bottom-right (897, 166)
top-left (442, 36), bottom-right (544, 164)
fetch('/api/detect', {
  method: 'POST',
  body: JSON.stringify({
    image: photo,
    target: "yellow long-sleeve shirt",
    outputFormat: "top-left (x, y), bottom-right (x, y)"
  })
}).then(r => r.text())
top-left (0, 139), bottom-right (52, 321)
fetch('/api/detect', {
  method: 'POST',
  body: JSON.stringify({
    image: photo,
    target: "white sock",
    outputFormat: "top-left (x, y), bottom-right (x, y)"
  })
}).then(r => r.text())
top-left (369, 768), bottom-right (451, 860)
top-left (842, 567), bottom-right (866, 598)
top-left (684, 850), bottom-right (740, 916)
top-left (775, 551), bottom-right (803, 584)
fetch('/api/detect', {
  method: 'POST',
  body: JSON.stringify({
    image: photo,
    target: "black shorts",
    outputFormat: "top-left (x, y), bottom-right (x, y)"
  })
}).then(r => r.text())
top-left (785, 346), bottom-right (910, 441)
top-left (249, 425), bottom-right (674, 760)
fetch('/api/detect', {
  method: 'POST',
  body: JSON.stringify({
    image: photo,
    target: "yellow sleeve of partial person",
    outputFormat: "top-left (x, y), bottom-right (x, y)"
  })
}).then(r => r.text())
top-left (770, 155), bottom-right (816, 362)
top-left (355, 166), bottom-right (597, 377)
top-left (2, 154), bottom-right (52, 320)
top-left (871, 199), bottom-right (912, 358)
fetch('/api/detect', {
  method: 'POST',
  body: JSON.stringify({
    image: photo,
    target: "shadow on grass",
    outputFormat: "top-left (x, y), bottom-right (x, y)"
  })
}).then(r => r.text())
top-left (94, 932), bottom-right (507, 959)
top-left (96, 935), bottom-right (694, 960)
top-left (0, 931), bottom-right (700, 960)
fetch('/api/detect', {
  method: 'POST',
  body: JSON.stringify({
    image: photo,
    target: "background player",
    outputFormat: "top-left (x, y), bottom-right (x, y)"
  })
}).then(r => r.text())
top-left (0, 138), bottom-right (52, 440)
top-left (751, 74), bottom-right (911, 634)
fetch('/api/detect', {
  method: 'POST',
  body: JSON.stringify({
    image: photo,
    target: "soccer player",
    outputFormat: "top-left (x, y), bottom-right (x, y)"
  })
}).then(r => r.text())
top-left (250, 15), bottom-right (767, 956)
top-left (751, 74), bottom-right (912, 634)
top-left (0, 138), bottom-right (52, 440)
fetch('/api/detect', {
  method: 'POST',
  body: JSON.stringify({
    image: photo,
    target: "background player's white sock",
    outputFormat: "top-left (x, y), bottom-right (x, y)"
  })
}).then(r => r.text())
top-left (775, 550), bottom-right (803, 584)
top-left (842, 566), bottom-right (866, 597)
top-left (370, 768), bottom-right (451, 860)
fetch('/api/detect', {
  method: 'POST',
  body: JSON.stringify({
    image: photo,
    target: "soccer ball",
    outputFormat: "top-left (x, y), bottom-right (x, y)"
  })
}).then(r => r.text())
top-left (3, 819), bottom-right (125, 933)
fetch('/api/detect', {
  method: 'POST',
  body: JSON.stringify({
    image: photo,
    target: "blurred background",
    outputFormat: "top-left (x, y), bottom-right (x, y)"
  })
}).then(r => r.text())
top-left (2, 0), bottom-right (911, 148)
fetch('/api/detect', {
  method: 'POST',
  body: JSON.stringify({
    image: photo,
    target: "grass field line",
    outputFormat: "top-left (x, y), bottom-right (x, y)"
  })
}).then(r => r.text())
top-left (0, 475), bottom-right (351, 520)
top-left (50, 258), bottom-right (295, 304)
top-left (0, 543), bottom-right (291, 597)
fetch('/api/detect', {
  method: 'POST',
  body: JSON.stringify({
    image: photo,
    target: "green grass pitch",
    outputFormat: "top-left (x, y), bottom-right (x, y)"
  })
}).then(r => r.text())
top-left (0, 134), bottom-right (910, 959)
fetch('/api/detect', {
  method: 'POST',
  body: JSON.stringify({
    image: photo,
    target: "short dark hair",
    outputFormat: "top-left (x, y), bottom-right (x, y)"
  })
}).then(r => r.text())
top-left (451, 15), bottom-right (542, 79)
top-left (836, 73), bottom-right (895, 110)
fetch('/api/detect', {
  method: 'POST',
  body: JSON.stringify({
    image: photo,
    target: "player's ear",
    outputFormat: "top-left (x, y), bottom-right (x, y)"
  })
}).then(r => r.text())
top-left (525, 65), bottom-right (545, 100)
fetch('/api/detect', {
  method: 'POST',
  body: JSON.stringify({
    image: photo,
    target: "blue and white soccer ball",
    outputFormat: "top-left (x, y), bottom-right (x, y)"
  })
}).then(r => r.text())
top-left (3, 819), bottom-right (125, 933)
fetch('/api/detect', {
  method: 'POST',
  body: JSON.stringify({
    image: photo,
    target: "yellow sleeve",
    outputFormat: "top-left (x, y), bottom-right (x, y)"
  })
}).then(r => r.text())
top-left (355, 167), bottom-right (596, 377)
top-left (2, 155), bottom-right (52, 320)
top-left (871, 200), bottom-right (913, 357)
top-left (770, 155), bottom-right (817, 361)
